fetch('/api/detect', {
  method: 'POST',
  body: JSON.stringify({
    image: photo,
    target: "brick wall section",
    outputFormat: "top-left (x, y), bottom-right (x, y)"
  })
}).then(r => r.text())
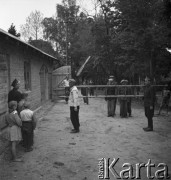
top-left (0, 38), bottom-right (53, 112)
top-left (0, 36), bottom-right (54, 155)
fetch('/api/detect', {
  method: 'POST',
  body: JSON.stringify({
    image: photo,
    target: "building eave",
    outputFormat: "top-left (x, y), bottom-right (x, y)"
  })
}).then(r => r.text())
top-left (0, 28), bottom-right (57, 61)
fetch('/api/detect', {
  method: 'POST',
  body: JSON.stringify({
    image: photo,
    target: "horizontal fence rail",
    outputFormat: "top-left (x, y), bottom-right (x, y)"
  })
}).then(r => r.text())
top-left (57, 95), bottom-right (164, 98)
top-left (58, 95), bottom-right (143, 98)
top-left (54, 85), bottom-right (166, 99)
top-left (57, 85), bottom-right (166, 88)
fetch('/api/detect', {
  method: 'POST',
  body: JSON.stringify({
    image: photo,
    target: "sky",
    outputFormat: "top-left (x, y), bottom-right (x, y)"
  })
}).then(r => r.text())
top-left (0, 0), bottom-right (62, 31)
top-left (0, 0), bottom-right (95, 32)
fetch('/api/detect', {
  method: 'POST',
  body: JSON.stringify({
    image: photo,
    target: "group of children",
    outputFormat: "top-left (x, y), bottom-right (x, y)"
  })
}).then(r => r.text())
top-left (5, 100), bottom-right (37, 162)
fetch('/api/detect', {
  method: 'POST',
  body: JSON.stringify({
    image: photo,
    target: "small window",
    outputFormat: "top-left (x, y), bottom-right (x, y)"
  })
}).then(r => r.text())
top-left (24, 61), bottom-right (31, 90)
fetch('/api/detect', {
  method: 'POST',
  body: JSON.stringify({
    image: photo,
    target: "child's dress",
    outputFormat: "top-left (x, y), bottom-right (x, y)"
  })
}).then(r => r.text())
top-left (5, 110), bottom-right (22, 141)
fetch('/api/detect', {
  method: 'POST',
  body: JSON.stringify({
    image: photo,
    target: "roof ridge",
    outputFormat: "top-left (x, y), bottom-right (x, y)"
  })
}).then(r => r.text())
top-left (0, 28), bottom-right (57, 60)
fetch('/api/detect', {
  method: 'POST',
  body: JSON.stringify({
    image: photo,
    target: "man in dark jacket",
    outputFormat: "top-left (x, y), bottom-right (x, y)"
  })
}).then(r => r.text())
top-left (106, 75), bottom-right (117, 117)
top-left (8, 79), bottom-right (23, 113)
top-left (126, 81), bottom-right (132, 117)
top-left (8, 79), bottom-right (23, 103)
top-left (143, 77), bottom-right (156, 131)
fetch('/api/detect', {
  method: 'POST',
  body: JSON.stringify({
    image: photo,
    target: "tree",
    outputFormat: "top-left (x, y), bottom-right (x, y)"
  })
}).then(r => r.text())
top-left (78, 0), bottom-right (100, 19)
top-left (42, 16), bottom-right (67, 66)
top-left (96, 0), bottom-right (171, 82)
top-left (41, 0), bottom-right (171, 82)
top-left (20, 10), bottom-right (44, 41)
top-left (29, 39), bottom-right (55, 56)
top-left (8, 23), bottom-right (20, 37)
top-left (43, 1), bottom-right (94, 73)
top-left (29, 39), bottom-right (59, 69)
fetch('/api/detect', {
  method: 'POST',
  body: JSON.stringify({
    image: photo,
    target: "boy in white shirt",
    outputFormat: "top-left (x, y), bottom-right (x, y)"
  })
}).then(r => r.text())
top-left (20, 102), bottom-right (37, 152)
top-left (68, 79), bottom-right (80, 133)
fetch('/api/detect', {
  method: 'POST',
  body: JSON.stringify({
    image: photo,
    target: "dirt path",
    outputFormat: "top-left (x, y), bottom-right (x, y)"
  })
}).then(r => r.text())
top-left (0, 99), bottom-right (171, 180)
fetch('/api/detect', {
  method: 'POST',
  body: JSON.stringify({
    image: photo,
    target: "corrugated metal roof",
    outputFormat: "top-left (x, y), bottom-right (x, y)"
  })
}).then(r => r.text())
top-left (0, 28), bottom-right (57, 60)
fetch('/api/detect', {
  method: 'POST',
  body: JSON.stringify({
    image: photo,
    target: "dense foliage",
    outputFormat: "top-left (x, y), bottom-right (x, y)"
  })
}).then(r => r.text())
top-left (19, 0), bottom-right (171, 84)
top-left (94, 0), bottom-right (171, 83)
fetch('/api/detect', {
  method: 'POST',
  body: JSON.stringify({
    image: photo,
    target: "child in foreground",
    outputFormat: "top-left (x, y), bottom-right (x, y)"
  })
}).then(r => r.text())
top-left (20, 102), bottom-right (37, 152)
top-left (5, 101), bottom-right (22, 162)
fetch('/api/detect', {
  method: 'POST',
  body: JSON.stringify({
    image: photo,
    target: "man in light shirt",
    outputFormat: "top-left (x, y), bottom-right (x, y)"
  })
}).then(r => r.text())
top-left (68, 79), bottom-right (80, 133)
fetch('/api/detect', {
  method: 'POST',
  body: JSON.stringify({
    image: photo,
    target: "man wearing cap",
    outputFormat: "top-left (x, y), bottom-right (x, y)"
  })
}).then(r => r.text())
top-left (68, 79), bottom-right (80, 133)
top-left (143, 77), bottom-right (156, 131)
top-left (8, 79), bottom-right (23, 113)
top-left (126, 80), bottom-right (132, 117)
top-left (106, 75), bottom-right (117, 117)
top-left (119, 79), bottom-right (128, 118)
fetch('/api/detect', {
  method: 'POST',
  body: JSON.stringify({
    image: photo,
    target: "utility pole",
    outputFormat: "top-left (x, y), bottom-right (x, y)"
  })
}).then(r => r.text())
top-left (66, 0), bottom-right (76, 76)
top-left (99, 0), bottom-right (111, 76)
top-left (150, 48), bottom-right (154, 82)
top-left (66, 20), bottom-right (68, 66)
top-left (66, 0), bottom-right (76, 66)
top-left (99, 0), bottom-right (109, 36)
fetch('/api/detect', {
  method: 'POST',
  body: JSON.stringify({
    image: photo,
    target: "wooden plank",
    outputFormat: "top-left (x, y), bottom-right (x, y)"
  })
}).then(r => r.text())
top-left (57, 94), bottom-right (164, 98)
top-left (52, 73), bottom-right (70, 75)
top-left (76, 85), bottom-right (166, 88)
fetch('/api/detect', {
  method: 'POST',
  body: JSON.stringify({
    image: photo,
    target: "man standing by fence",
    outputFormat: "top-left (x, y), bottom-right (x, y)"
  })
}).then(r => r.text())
top-left (119, 79), bottom-right (128, 118)
top-left (127, 81), bottom-right (133, 117)
top-left (143, 77), bottom-right (156, 132)
top-left (106, 75), bottom-right (117, 117)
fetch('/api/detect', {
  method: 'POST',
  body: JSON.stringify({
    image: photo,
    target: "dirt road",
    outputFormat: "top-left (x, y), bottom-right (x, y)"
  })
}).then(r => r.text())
top-left (0, 99), bottom-right (171, 180)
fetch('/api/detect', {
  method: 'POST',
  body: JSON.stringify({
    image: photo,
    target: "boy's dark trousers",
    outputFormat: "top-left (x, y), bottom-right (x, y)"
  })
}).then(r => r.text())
top-left (144, 106), bottom-right (154, 130)
top-left (22, 121), bottom-right (34, 149)
top-left (70, 106), bottom-right (80, 131)
top-left (113, 98), bottom-right (117, 114)
top-left (127, 100), bottom-right (132, 116)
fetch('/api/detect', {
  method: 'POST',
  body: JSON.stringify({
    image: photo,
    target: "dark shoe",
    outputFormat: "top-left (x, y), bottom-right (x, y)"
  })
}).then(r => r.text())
top-left (70, 129), bottom-right (79, 133)
top-left (143, 127), bottom-right (153, 132)
top-left (12, 158), bottom-right (24, 162)
top-left (111, 114), bottom-right (116, 117)
top-left (25, 147), bottom-right (33, 152)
